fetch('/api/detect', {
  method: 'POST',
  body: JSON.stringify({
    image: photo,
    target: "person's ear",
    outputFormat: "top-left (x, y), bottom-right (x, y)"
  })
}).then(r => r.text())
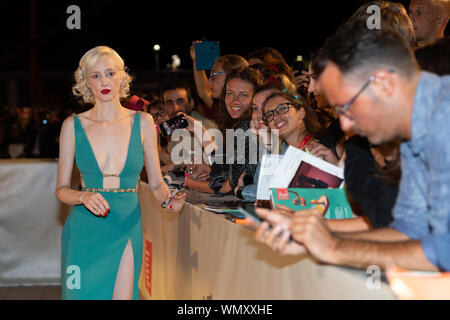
top-left (436, 13), bottom-right (446, 28)
top-left (299, 107), bottom-right (305, 119)
top-left (373, 70), bottom-right (395, 97)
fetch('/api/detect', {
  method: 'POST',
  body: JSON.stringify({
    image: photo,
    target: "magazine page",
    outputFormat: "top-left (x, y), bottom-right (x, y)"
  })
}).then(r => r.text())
top-left (270, 146), bottom-right (344, 189)
top-left (270, 188), bottom-right (353, 219)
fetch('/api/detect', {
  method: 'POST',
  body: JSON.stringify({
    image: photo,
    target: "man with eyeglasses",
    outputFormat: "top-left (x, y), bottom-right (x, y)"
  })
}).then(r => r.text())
top-left (254, 23), bottom-right (450, 272)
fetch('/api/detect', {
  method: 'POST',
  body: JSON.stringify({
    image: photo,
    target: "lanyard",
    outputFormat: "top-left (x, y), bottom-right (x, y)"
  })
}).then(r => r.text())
top-left (298, 133), bottom-right (312, 150)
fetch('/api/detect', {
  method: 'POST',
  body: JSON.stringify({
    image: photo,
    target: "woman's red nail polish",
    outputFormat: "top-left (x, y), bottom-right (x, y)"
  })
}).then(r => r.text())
top-left (107, 208), bottom-right (110, 213)
top-left (169, 205), bottom-right (173, 209)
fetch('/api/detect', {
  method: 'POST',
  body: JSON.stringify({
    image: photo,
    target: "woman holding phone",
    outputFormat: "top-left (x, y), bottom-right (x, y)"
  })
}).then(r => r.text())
top-left (55, 46), bottom-right (186, 300)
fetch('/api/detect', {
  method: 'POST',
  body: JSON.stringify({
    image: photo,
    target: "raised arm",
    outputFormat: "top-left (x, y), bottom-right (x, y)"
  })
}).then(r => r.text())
top-left (190, 41), bottom-right (214, 108)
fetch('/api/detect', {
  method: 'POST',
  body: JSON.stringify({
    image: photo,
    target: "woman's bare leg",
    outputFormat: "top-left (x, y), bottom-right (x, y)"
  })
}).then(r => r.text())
top-left (112, 238), bottom-right (134, 300)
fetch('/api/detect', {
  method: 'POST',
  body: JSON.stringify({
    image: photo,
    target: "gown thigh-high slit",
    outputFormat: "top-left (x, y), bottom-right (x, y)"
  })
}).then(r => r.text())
top-left (61, 112), bottom-right (144, 300)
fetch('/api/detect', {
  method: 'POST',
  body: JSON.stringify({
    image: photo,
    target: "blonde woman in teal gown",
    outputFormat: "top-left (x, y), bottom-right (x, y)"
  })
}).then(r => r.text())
top-left (55, 46), bottom-right (186, 300)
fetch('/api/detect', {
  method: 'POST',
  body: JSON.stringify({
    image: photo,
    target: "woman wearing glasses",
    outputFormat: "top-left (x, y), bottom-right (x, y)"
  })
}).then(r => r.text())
top-left (262, 90), bottom-right (335, 159)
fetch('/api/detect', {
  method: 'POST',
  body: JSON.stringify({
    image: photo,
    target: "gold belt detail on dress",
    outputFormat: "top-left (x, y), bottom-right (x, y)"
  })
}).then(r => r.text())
top-left (81, 187), bottom-right (137, 193)
top-left (103, 173), bottom-right (120, 177)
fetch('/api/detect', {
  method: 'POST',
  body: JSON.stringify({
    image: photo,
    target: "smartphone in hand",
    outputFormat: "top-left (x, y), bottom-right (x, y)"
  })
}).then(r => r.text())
top-left (159, 115), bottom-right (189, 137)
top-left (194, 41), bottom-right (220, 71)
top-left (161, 184), bottom-right (185, 208)
top-left (238, 207), bottom-right (295, 242)
top-left (237, 207), bottom-right (263, 225)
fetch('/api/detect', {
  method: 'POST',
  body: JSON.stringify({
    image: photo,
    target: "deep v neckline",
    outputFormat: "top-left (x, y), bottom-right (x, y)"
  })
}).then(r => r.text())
top-left (75, 112), bottom-right (138, 177)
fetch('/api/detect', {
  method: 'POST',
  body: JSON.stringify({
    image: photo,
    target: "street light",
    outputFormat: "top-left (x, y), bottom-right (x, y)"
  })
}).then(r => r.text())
top-left (153, 44), bottom-right (160, 70)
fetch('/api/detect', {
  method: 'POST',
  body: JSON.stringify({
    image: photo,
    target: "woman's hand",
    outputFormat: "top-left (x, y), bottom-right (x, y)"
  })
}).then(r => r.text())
top-left (254, 207), bottom-right (306, 255)
top-left (175, 112), bottom-right (200, 134)
top-left (190, 40), bottom-right (203, 61)
top-left (79, 192), bottom-right (110, 217)
top-left (164, 191), bottom-right (187, 213)
top-left (250, 119), bottom-right (260, 132)
top-left (307, 141), bottom-right (340, 166)
top-left (233, 171), bottom-right (246, 196)
top-left (190, 163), bottom-right (211, 181)
top-left (293, 70), bottom-right (310, 91)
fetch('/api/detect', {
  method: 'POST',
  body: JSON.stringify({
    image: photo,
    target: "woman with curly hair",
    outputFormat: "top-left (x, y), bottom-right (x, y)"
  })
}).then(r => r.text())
top-left (56, 46), bottom-right (186, 299)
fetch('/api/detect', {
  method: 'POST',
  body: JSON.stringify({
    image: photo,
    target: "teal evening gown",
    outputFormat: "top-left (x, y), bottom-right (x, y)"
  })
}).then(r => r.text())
top-left (61, 112), bottom-right (143, 299)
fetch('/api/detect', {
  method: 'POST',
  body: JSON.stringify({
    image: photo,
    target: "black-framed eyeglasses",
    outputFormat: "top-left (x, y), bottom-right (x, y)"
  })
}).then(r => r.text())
top-left (209, 71), bottom-right (226, 79)
top-left (333, 75), bottom-right (375, 115)
top-left (263, 103), bottom-right (296, 123)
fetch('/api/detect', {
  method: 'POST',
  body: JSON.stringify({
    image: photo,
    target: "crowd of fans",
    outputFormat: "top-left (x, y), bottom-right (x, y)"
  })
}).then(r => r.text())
top-left (4, 0), bottom-right (450, 275)
top-left (0, 105), bottom-right (70, 159)
top-left (146, 0), bottom-right (450, 274)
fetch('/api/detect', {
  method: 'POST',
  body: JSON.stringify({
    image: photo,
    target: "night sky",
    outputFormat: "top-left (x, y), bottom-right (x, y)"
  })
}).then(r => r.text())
top-left (0, 0), bottom-right (413, 107)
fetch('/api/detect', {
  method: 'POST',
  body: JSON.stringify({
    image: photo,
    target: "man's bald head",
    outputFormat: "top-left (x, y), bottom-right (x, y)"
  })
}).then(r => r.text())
top-left (409, 0), bottom-right (450, 47)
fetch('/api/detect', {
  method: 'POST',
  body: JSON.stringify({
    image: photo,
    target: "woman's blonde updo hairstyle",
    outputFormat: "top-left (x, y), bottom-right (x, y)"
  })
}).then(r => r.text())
top-left (72, 46), bottom-right (133, 104)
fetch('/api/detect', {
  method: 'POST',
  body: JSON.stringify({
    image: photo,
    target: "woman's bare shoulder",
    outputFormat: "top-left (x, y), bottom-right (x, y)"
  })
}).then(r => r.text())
top-left (59, 115), bottom-right (76, 143)
top-left (61, 114), bottom-right (75, 129)
top-left (139, 111), bottom-right (155, 128)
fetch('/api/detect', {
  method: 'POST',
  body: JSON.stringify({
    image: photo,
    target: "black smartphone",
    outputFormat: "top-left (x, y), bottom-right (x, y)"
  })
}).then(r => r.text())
top-left (159, 114), bottom-right (188, 137)
top-left (237, 207), bottom-right (263, 225)
top-left (238, 207), bottom-right (295, 242)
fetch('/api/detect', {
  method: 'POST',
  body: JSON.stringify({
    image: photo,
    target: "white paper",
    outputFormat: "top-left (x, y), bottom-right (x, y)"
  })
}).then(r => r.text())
top-left (256, 154), bottom-right (284, 200)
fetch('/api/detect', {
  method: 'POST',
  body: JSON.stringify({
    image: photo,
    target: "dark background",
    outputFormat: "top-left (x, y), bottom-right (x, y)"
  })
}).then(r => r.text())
top-left (0, 0), bottom-right (414, 109)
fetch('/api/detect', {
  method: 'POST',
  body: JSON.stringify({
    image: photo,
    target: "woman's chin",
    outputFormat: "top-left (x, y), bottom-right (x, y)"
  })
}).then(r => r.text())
top-left (229, 111), bottom-right (243, 119)
top-left (95, 94), bottom-right (118, 103)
